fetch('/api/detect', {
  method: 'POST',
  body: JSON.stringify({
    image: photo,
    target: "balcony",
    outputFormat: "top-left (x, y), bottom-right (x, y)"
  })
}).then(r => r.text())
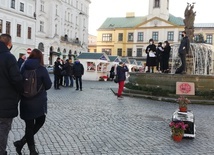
top-left (60, 36), bottom-right (81, 46)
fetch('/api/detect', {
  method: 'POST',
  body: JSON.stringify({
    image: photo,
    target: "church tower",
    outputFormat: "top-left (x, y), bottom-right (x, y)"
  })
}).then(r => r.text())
top-left (147, 0), bottom-right (169, 21)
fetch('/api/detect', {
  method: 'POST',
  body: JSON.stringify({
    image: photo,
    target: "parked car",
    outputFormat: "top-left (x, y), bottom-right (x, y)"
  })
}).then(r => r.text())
top-left (46, 65), bottom-right (54, 74)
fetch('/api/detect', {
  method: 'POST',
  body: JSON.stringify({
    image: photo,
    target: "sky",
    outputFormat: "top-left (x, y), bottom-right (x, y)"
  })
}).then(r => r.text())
top-left (88, 0), bottom-right (214, 36)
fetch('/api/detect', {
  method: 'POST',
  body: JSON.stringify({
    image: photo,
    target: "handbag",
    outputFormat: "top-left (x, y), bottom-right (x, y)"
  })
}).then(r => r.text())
top-left (114, 75), bottom-right (118, 83)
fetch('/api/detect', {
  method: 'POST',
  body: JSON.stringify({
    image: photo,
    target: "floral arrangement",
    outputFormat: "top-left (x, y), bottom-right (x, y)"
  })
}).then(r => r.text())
top-left (177, 96), bottom-right (191, 108)
top-left (169, 121), bottom-right (188, 136)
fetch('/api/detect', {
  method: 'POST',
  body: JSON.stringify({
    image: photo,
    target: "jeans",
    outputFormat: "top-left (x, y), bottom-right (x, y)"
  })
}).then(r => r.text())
top-left (24, 115), bottom-right (46, 146)
top-left (64, 75), bottom-right (69, 87)
top-left (117, 81), bottom-right (125, 97)
top-left (69, 76), bottom-right (73, 87)
top-left (75, 76), bottom-right (82, 90)
top-left (0, 118), bottom-right (13, 154)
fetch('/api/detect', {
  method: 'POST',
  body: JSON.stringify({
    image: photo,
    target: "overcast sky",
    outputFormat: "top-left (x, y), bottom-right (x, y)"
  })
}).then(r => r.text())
top-left (88, 0), bottom-right (214, 35)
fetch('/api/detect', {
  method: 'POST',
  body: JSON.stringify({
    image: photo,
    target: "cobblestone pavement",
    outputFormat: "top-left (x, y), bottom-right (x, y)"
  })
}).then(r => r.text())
top-left (6, 75), bottom-right (214, 155)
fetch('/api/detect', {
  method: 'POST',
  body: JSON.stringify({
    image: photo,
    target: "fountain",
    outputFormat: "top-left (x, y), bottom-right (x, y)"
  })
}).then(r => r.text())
top-left (126, 3), bottom-right (214, 102)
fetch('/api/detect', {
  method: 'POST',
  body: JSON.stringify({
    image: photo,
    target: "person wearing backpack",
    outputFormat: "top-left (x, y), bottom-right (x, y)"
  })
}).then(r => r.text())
top-left (0, 34), bottom-right (23, 155)
top-left (14, 49), bottom-right (52, 155)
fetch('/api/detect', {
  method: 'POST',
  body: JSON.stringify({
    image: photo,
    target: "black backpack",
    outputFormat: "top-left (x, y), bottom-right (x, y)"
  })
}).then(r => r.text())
top-left (22, 69), bottom-right (43, 97)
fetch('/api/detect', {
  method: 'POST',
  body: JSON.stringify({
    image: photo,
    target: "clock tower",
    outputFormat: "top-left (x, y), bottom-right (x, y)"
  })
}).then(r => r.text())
top-left (147, 0), bottom-right (170, 20)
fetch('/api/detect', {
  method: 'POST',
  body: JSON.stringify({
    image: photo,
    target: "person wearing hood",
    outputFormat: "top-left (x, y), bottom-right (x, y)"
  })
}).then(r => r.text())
top-left (14, 49), bottom-right (52, 155)
top-left (73, 59), bottom-right (84, 91)
top-left (0, 34), bottom-right (23, 155)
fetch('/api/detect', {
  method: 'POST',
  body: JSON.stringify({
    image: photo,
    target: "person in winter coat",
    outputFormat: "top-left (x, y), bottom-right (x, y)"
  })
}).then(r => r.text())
top-left (109, 65), bottom-right (116, 81)
top-left (73, 59), bottom-right (84, 91)
top-left (14, 49), bottom-right (52, 155)
top-left (17, 54), bottom-right (26, 69)
top-left (176, 31), bottom-right (190, 74)
top-left (63, 59), bottom-right (73, 87)
top-left (156, 42), bottom-right (164, 72)
top-left (116, 62), bottom-right (129, 99)
top-left (145, 39), bottom-right (157, 73)
top-left (53, 57), bottom-right (62, 89)
top-left (0, 34), bottom-right (23, 155)
top-left (162, 41), bottom-right (171, 73)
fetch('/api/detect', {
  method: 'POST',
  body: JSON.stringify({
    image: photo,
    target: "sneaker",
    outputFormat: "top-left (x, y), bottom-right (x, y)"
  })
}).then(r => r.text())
top-left (117, 96), bottom-right (124, 100)
top-left (76, 88), bottom-right (79, 90)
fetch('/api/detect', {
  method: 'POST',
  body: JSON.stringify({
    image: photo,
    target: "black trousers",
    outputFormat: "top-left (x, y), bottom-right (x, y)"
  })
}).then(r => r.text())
top-left (24, 115), bottom-right (46, 146)
top-left (176, 52), bottom-right (186, 73)
top-left (75, 76), bottom-right (82, 90)
top-left (54, 75), bottom-right (60, 89)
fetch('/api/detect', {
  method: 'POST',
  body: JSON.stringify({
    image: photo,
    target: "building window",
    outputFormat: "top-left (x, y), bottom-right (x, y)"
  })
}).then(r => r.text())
top-left (178, 31), bottom-right (182, 41)
top-left (154, 0), bottom-right (160, 8)
top-left (0, 19), bottom-right (2, 33)
top-left (76, 0), bottom-right (78, 8)
top-left (38, 42), bottom-right (44, 52)
top-left (127, 48), bottom-right (132, 57)
top-left (17, 24), bottom-right (21, 37)
top-left (102, 33), bottom-right (112, 42)
top-left (137, 32), bottom-right (144, 41)
top-left (11, 0), bottom-right (15, 9)
top-left (118, 33), bottom-right (123, 41)
top-left (40, 21), bottom-right (44, 32)
top-left (40, 1), bottom-right (44, 12)
top-left (94, 49), bottom-right (97, 53)
top-left (152, 32), bottom-right (158, 41)
top-left (102, 48), bottom-right (111, 55)
top-left (28, 27), bottom-right (32, 39)
top-left (137, 48), bottom-right (142, 57)
top-left (20, 2), bottom-right (24, 12)
top-left (206, 34), bottom-right (213, 44)
top-left (6, 21), bottom-right (11, 35)
top-left (128, 33), bottom-right (133, 41)
top-left (117, 48), bottom-right (122, 56)
top-left (167, 31), bottom-right (174, 41)
top-left (56, 5), bottom-right (58, 15)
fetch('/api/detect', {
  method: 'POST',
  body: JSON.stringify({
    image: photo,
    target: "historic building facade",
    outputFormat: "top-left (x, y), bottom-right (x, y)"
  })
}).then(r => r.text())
top-left (96, 0), bottom-right (214, 58)
top-left (0, 0), bottom-right (91, 65)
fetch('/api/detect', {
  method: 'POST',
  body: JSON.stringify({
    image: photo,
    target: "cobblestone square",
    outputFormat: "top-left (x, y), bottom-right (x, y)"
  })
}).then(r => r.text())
top-left (6, 75), bottom-right (214, 155)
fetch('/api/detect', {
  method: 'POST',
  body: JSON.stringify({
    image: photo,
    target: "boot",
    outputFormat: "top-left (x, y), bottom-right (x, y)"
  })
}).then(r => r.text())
top-left (29, 145), bottom-right (38, 155)
top-left (14, 138), bottom-right (26, 155)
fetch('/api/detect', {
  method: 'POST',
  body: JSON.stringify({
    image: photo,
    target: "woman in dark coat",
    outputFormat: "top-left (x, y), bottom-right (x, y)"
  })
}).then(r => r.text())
top-left (14, 49), bottom-right (52, 155)
top-left (162, 41), bottom-right (171, 73)
top-left (145, 39), bottom-right (157, 73)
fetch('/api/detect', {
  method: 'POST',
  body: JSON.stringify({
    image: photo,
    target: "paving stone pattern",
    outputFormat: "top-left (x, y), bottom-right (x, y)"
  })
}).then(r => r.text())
top-left (6, 76), bottom-right (214, 155)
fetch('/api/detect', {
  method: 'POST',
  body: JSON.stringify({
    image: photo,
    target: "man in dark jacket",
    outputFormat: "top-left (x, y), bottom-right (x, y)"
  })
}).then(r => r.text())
top-left (0, 34), bottom-right (23, 155)
top-left (53, 58), bottom-right (62, 89)
top-left (73, 59), bottom-right (84, 91)
top-left (116, 62), bottom-right (129, 99)
top-left (176, 31), bottom-right (190, 74)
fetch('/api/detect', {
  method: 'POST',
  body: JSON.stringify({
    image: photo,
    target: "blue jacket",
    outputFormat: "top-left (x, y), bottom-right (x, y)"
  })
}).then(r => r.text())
top-left (0, 41), bottom-right (23, 118)
top-left (20, 59), bottom-right (52, 120)
top-left (116, 65), bottom-right (129, 82)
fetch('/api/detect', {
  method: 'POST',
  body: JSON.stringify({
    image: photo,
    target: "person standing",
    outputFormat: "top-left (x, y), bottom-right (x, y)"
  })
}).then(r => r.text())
top-left (53, 58), bottom-right (62, 89)
top-left (162, 41), bottom-right (171, 73)
top-left (14, 49), bottom-right (52, 155)
top-left (156, 42), bottom-right (164, 73)
top-left (17, 54), bottom-right (26, 69)
top-left (176, 31), bottom-right (190, 74)
top-left (68, 59), bottom-right (74, 87)
top-left (109, 65), bottom-right (116, 81)
top-left (73, 59), bottom-right (84, 91)
top-left (116, 62), bottom-right (129, 99)
top-left (0, 34), bottom-right (23, 155)
top-left (145, 39), bottom-right (157, 73)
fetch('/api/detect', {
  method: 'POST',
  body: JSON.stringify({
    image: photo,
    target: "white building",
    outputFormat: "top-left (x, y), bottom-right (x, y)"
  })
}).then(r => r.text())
top-left (0, 0), bottom-right (91, 65)
top-left (0, 0), bottom-right (36, 58)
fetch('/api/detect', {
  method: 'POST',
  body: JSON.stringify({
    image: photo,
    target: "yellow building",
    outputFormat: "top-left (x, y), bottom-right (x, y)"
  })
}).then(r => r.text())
top-left (88, 34), bottom-right (97, 53)
top-left (96, 0), bottom-right (214, 58)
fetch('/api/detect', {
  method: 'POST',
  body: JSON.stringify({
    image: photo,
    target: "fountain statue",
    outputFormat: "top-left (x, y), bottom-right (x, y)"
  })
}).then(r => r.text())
top-left (183, 3), bottom-right (196, 43)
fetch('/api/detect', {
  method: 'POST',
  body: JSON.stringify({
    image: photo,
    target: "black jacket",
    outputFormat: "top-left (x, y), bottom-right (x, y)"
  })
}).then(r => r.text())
top-left (0, 41), bottom-right (23, 118)
top-left (73, 62), bottom-right (84, 77)
top-left (54, 61), bottom-right (62, 75)
top-left (20, 59), bottom-right (52, 120)
top-left (179, 36), bottom-right (190, 54)
top-left (116, 65), bottom-right (128, 82)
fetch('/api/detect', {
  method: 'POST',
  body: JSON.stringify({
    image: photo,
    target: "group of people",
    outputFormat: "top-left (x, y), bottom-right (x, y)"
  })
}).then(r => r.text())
top-left (145, 39), bottom-right (171, 73)
top-left (0, 34), bottom-right (52, 155)
top-left (146, 31), bottom-right (190, 74)
top-left (53, 58), bottom-right (84, 91)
